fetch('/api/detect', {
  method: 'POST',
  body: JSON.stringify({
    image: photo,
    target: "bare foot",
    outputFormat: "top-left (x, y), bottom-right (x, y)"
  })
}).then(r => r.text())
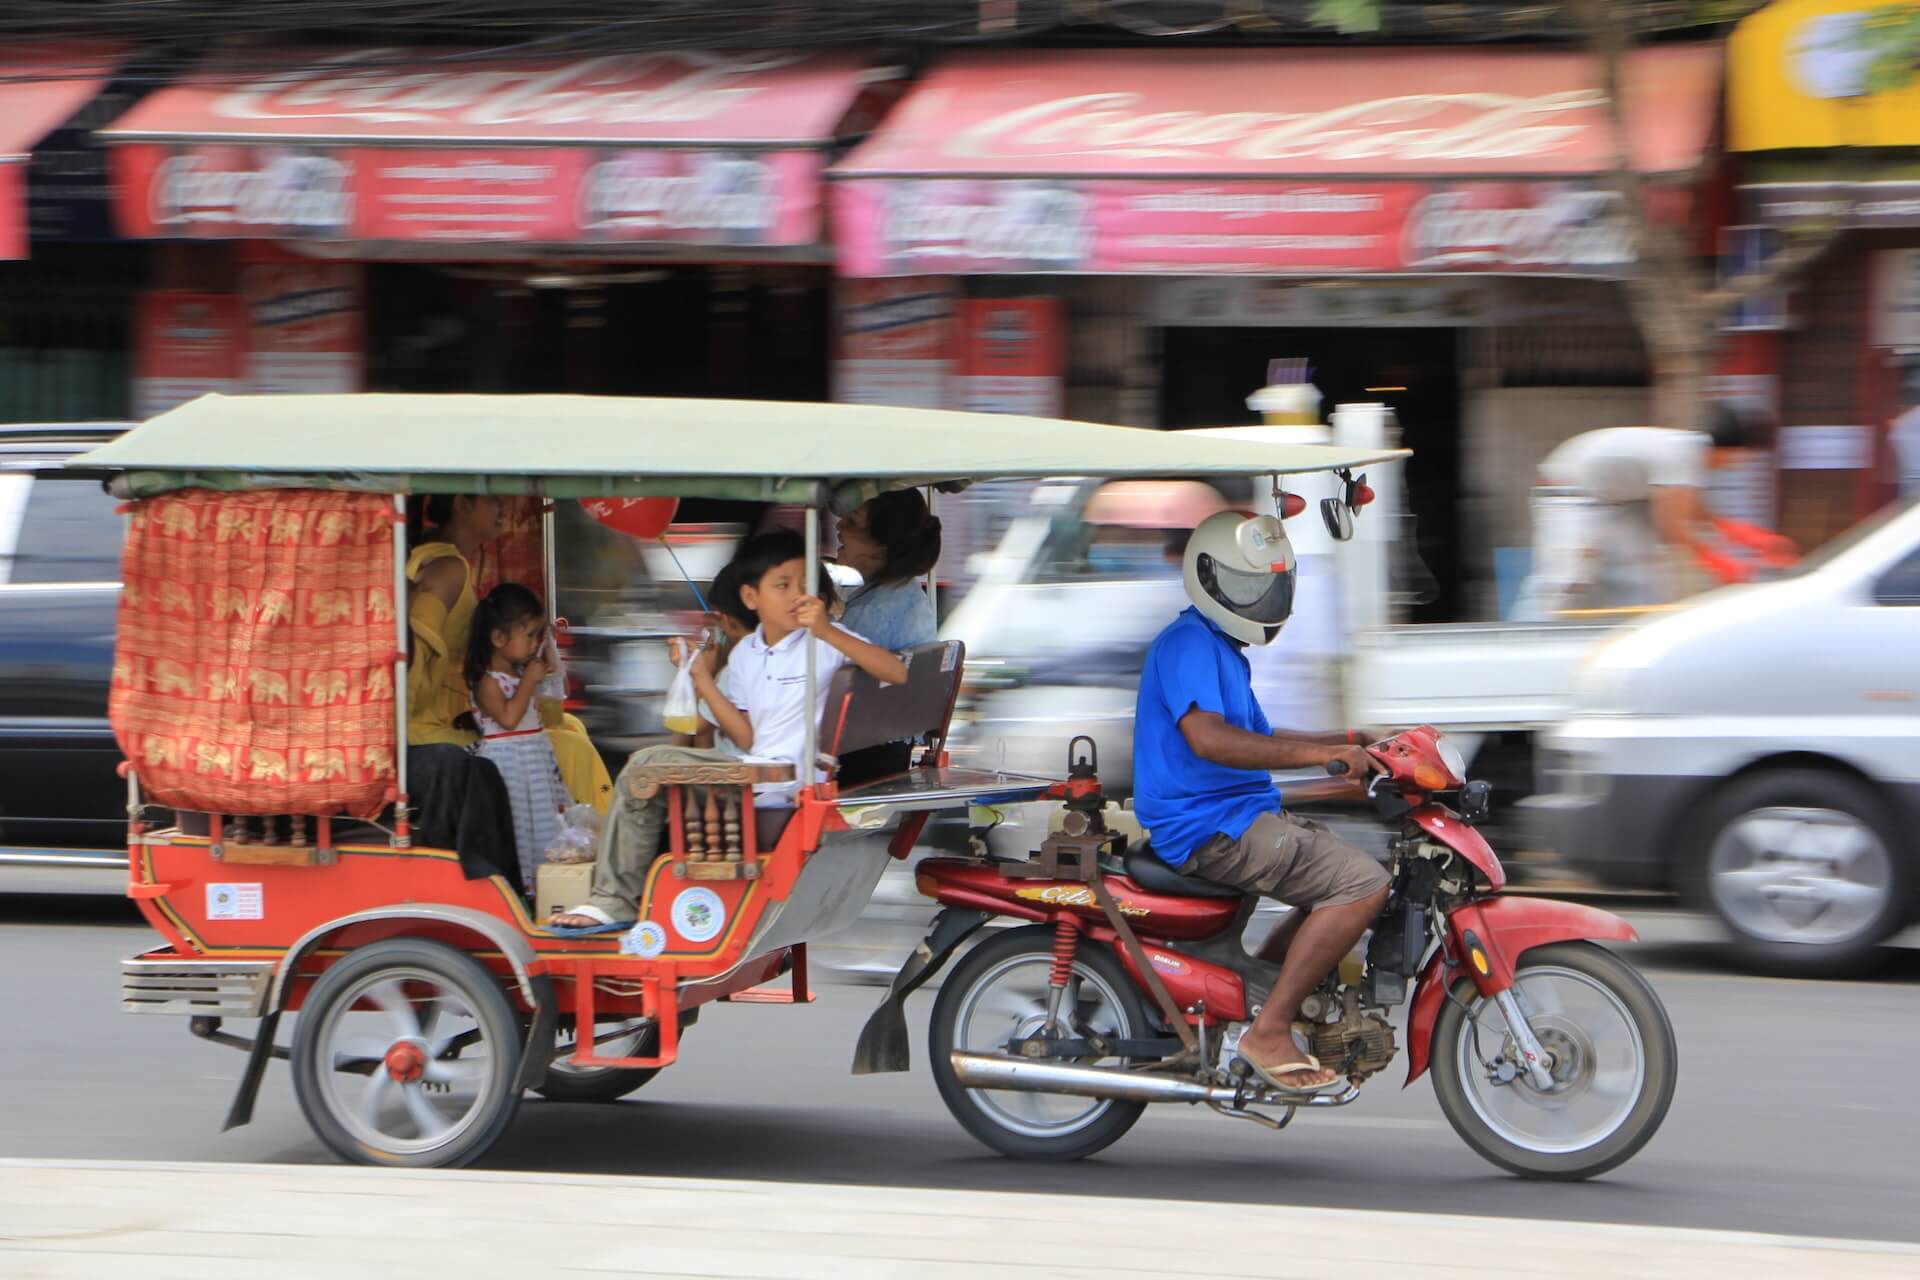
top-left (549, 911), bottom-right (620, 929)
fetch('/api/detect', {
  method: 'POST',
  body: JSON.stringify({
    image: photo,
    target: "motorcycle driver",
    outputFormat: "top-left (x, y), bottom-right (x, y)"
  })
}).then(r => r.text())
top-left (1132, 509), bottom-right (1390, 1094)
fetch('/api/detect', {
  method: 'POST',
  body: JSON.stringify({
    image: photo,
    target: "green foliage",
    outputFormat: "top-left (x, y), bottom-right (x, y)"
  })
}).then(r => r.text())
top-left (1307, 0), bottom-right (1382, 34)
top-left (1857, 3), bottom-right (1920, 93)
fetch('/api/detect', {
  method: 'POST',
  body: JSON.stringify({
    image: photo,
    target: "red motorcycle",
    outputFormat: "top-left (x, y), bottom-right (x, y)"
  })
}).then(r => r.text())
top-left (857, 729), bottom-right (1676, 1180)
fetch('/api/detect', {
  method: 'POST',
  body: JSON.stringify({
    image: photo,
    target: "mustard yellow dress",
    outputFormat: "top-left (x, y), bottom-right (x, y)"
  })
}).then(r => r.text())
top-left (406, 543), bottom-right (613, 814)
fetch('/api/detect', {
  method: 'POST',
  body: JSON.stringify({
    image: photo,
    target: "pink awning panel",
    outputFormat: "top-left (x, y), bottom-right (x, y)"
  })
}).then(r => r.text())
top-left (102, 48), bottom-right (890, 247)
top-left (831, 46), bottom-right (1720, 278)
top-left (0, 44), bottom-right (121, 258)
top-left (838, 46), bottom-right (1720, 179)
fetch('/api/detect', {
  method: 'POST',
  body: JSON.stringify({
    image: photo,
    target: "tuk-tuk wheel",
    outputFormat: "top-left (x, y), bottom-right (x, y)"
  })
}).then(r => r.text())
top-left (291, 938), bottom-right (524, 1168)
top-left (535, 1024), bottom-right (661, 1103)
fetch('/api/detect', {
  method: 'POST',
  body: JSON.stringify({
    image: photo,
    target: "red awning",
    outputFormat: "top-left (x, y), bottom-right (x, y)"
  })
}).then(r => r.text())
top-left (102, 47), bottom-right (893, 249)
top-left (832, 46), bottom-right (1720, 277)
top-left (0, 44), bottom-right (122, 258)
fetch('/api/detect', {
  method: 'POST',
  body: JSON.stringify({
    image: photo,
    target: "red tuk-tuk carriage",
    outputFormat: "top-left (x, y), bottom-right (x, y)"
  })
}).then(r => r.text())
top-left (86, 392), bottom-right (1407, 1168)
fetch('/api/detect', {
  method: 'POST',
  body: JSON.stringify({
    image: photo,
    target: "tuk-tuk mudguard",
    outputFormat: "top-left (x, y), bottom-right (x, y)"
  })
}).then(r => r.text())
top-left (852, 907), bottom-right (991, 1075)
top-left (1404, 895), bottom-right (1640, 1087)
top-left (222, 903), bottom-right (550, 1131)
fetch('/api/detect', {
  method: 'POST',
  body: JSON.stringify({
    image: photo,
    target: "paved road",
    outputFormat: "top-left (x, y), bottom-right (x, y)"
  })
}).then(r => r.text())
top-left (4, 894), bottom-right (1919, 1246)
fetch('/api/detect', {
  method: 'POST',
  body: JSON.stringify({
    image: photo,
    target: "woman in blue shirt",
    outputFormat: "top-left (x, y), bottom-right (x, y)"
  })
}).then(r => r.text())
top-left (833, 489), bottom-right (941, 786)
top-left (835, 489), bottom-right (940, 652)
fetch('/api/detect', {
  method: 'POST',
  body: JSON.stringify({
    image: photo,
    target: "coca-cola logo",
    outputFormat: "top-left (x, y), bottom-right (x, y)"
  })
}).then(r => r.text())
top-left (884, 183), bottom-right (1093, 267)
top-left (1403, 188), bottom-right (1633, 269)
top-left (213, 49), bottom-right (800, 129)
top-left (945, 89), bottom-right (1603, 165)
top-left (580, 153), bottom-right (775, 236)
top-left (153, 153), bottom-right (353, 233)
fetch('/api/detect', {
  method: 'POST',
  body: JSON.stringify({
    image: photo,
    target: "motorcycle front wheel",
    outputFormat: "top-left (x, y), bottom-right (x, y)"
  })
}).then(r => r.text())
top-left (1431, 941), bottom-right (1676, 1181)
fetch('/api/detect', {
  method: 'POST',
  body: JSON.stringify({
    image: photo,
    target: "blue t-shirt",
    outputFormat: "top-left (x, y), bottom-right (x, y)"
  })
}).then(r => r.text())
top-left (1132, 607), bottom-right (1282, 866)
top-left (840, 577), bottom-right (938, 653)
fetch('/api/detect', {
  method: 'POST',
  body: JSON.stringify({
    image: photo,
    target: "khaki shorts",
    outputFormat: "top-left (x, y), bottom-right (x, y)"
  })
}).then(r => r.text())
top-left (1184, 811), bottom-right (1389, 909)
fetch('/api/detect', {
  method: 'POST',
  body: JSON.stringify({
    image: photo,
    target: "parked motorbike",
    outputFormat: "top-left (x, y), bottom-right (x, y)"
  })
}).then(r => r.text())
top-left (858, 729), bottom-right (1676, 1180)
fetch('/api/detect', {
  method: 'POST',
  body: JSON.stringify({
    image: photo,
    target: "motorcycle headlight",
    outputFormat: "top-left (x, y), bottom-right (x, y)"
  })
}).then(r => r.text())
top-left (1434, 735), bottom-right (1468, 788)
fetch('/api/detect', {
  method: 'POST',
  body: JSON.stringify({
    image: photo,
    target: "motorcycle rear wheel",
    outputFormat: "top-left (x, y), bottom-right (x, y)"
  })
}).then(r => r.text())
top-left (929, 925), bottom-right (1150, 1161)
top-left (1431, 941), bottom-right (1676, 1181)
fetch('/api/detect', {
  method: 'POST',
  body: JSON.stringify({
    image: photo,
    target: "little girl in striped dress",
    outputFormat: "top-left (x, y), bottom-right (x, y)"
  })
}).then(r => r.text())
top-left (465, 583), bottom-right (569, 890)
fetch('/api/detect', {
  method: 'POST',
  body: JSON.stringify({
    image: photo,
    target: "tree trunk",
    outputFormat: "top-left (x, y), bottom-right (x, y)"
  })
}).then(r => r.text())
top-left (1646, 339), bottom-right (1712, 435)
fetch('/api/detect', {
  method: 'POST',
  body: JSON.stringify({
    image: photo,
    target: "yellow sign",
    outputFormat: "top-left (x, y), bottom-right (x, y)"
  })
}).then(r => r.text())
top-left (1730, 0), bottom-right (1920, 150)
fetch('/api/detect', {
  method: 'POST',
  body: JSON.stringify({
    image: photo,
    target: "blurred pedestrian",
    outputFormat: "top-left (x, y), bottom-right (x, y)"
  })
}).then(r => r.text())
top-left (1513, 405), bottom-right (1762, 618)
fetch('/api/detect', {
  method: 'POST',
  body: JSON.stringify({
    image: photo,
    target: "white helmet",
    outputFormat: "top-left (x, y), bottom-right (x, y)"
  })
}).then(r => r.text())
top-left (1183, 509), bottom-right (1297, 646)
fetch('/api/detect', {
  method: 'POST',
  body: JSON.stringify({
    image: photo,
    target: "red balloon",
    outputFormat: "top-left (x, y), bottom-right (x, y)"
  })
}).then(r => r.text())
top-left (580, 496), bottom-right (679, 540)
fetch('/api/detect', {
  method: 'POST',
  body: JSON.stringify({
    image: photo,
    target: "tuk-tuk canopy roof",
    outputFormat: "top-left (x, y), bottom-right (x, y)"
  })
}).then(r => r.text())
top-left (77, 393), bottom-right (1408, 508)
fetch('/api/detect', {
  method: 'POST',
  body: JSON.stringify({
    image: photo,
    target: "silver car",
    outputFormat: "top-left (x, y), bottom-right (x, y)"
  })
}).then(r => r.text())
top-left (1534, 496), bottom-right (1920, 974)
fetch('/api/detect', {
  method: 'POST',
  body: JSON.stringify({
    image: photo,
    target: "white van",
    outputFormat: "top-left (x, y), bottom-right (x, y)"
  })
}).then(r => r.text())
top-left (1533, 497), bottom-right (1920, 974)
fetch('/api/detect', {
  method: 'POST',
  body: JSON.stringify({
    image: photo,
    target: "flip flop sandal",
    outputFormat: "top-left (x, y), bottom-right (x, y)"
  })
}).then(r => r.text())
top-left (543, 921), bottom-right (630, 937)
top-left (1238, 1051), bottom-right (1346, 1097)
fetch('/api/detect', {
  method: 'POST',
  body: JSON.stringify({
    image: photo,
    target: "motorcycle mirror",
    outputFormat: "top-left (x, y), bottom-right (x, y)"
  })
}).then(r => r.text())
top-left (1321, 496), bottom-right (1355, 542)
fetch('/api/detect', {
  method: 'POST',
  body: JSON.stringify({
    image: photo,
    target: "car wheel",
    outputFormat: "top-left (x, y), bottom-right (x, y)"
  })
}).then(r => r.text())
top-left (1687, 768), bottom-right (1908, 977)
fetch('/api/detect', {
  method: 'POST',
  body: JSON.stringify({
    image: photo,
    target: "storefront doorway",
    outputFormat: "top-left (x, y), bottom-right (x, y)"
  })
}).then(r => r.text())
top-left (365, 263), bottom-right (831, 401)
top-left (1161, 324), bottom-right (1463, 622)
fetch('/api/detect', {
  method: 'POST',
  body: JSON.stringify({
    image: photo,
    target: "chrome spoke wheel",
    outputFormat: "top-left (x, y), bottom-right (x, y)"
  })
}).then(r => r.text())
top-left (951, 954), bottom-right (1133, 1141)
top-left (1708, 807), bottom-right (1894, 946)
top-left (292, 940), bottom-right (523, 1167)
top-left (311, 966), bottom-right (504, 1159)
top-left (1456, 965), bottom-right (1645, 1157)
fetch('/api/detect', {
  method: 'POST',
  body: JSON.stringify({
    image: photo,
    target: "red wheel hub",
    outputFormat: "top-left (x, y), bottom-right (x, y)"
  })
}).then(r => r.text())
top-left (383, 1042), bottom-right (428, 1084)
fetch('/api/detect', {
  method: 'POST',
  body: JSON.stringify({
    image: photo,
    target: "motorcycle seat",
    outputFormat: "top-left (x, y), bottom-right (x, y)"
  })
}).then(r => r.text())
top-left (1122, 843), bottom-right (1243, 900)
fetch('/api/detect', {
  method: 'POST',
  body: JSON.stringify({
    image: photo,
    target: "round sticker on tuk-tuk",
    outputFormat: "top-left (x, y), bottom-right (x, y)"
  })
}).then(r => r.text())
top-left (621, 921), bottom-right (666, 958)
top-left (671, 887), bottom-right (726, 944)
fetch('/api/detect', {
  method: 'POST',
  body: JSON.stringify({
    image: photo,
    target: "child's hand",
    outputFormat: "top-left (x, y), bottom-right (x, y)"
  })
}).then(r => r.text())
top-left (524, 654), bottom-right (552, 684)
top-left (669, 636), bottom-right (718, 677)
top-left (795, 595), bottom-right (831, 636)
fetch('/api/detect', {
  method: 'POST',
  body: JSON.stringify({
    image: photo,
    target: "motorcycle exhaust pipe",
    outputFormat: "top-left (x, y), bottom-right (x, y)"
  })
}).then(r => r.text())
top-left (950, 1051), bottom-right (1359, 1108)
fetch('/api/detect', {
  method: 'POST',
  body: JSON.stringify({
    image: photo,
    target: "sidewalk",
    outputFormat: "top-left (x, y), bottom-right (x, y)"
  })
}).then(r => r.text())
top-left (3, 1160), bottom-right (1916, 1279)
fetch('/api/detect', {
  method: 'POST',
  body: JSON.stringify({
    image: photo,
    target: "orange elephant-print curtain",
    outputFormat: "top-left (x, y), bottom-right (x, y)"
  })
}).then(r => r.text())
top-left (110, 489), bottom-right (399, 819)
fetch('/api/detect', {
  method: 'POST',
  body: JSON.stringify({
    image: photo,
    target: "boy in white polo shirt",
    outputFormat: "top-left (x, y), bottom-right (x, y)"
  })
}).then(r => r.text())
top-left (550, 530), bottom-right (908, 930)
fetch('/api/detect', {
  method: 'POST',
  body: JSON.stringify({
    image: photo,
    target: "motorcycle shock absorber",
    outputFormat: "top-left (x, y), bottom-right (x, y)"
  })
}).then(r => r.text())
top-left (1045, 916), bottom-right (1082, 1033)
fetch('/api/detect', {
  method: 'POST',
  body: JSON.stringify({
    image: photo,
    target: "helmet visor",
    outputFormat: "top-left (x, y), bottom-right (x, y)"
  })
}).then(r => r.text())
top-left (1198, 554), bottom-right (1296, 624)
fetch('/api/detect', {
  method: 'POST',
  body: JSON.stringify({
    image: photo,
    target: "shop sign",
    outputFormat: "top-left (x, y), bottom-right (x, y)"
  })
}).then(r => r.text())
top-left (873, 180), bottom-right (1097, 273)
top-left (578, 150), bottom-right (820, 244)
top-left (1401, 187), bottom-right (1634, 271)
top-left (1720, 225), bottom-right (1788, 332)
top-left (113, 142), bottom-right (823, 245)
top-left (1873, 249), bottom-right (1920, 348)
top-left (943, 86), bottom-right (1607, 169)
top-left (833, 277), bottom-right (958, 409)
top-left (238, 253), bottom-right (363, 394)
top-left (122, 146), bottom-right (355, 238)
top-left (27, 78), bottom-right (140, 243)
top-left (836, 178), bottom-right (1632, 277)
top-left (349, 148), bottom-right (579, 242)
top-left (197, 49), bottom-right (815, 138)
top-left (1153, 278), bottom-right (1493, 328)
top-left (1779, 424), bottom-right (1873, 470)
top-left (1746, 179), bottom-right (1920, 229)
top-left (133, 291), bottom-right (246, 419)
top-left (1729, 0), bottom-right (1920, 151)
top-left (954, 297), bottom-right (1063, 417)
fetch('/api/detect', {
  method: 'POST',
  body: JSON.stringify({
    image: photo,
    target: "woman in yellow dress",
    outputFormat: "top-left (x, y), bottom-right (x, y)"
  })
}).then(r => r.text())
top-left (407, 496), bottom-right (613, 865)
